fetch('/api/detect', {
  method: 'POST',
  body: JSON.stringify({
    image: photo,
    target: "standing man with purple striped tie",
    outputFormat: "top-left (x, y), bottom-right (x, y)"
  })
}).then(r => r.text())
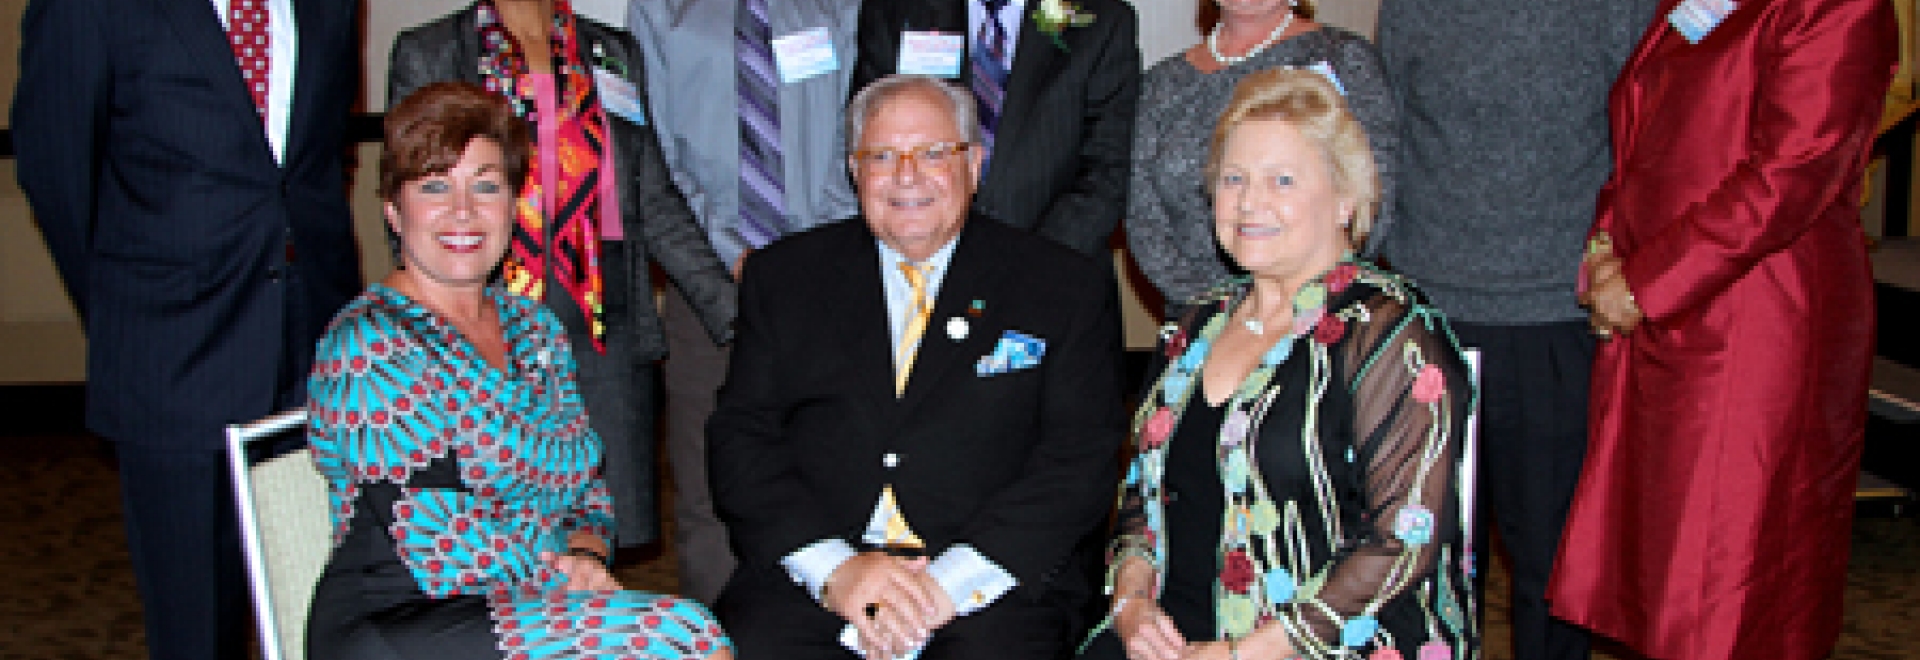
top-left (852, 0), bottom-right (1141, 257)
top-left (628, 0), bottom-right (864, 606)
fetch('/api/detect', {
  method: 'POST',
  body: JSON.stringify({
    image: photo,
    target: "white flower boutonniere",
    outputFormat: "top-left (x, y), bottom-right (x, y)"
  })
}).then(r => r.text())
top-left (1032, 0), bottom-right (1095, 52)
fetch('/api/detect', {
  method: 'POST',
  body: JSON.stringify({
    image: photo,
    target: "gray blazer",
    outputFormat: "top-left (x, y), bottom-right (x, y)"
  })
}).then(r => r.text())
top-left (389, 4), bottom-right (735, 361)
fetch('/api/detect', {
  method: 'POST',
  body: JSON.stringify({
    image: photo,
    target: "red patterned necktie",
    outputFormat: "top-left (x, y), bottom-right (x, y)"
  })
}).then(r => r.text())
top-left (228, 0), bottom-right (270, 118)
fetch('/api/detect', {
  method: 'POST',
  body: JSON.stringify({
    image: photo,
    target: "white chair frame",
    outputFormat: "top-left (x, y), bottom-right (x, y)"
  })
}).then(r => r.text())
top-left (224, 409), bottom-right (322, 660)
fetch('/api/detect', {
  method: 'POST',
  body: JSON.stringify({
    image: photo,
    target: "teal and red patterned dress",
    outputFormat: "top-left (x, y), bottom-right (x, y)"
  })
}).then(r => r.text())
top-left (304, 285), bottom-right (729, 660)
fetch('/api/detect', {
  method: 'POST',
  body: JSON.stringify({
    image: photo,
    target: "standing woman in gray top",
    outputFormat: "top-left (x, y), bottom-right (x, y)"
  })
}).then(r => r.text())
top-left (1125, 0), bottom-right (1397, 310)
top-left (389, 0), bottom-right (739, 552)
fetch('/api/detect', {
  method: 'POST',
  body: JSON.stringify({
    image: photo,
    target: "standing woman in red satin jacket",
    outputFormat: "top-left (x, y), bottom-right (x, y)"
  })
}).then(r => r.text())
top-left (1551, 0), bottom-right (1897, 658)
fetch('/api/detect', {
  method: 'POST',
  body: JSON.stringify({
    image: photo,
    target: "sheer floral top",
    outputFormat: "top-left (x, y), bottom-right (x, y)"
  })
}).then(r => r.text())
top-left (1103, 259), bottom-right (1479, 659)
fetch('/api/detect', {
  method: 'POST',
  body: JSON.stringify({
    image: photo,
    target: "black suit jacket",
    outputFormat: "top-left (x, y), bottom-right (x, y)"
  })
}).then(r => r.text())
top-left (852, 0), bottom-right (1141, 256)
top-left (13, 0), bottom-right (362, 447)
top-left (710, 217), bottom-right (1126, 607)
top-left (387, 4), bottom-right (737, 361)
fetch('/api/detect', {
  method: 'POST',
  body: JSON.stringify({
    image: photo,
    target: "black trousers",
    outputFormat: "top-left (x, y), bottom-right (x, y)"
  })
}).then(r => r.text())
top-left (116, 441), bottom-right (253, 660)
top-left (661, 287), bottom-right (735, 604)
top-left (117, 271), bottom-right (313, 660)
top-left (1452, 320), bottom-right (1593, 660)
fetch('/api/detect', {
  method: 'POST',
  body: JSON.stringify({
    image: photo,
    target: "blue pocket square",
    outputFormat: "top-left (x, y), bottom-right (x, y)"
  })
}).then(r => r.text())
top-left (976, 330), bottom-right (1046, 377)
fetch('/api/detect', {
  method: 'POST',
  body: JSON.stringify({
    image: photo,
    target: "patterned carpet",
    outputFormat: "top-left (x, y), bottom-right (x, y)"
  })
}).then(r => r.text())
top-left (3, 433), bottom-right (1916, 660)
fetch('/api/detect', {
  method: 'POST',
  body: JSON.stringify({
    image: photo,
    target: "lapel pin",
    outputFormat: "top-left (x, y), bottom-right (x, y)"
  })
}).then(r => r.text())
top-left (947, 316), bottom-right (970, 341)
top-left (967, 299), bottom-right (986, 317)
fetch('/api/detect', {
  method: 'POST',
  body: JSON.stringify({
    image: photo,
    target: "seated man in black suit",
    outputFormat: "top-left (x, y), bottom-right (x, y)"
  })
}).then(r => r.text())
top-left (708, 74), bottom-right (1126, 660)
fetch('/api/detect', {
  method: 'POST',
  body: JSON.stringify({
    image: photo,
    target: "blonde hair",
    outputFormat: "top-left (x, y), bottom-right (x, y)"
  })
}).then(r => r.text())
top-left (1208, 69), bottom-right (1378, 246)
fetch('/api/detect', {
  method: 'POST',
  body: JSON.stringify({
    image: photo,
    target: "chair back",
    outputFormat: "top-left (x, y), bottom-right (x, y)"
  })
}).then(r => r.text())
top-left (224, 410), bottom-right (325, 660)
top-left (1458, 349), bottom-right (1482, 546)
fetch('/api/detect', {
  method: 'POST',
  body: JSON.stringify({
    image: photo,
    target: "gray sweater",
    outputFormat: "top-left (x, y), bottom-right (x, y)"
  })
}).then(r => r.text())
top-left (1126, 27), bottom-right (1399, 308)
top-left (1376, 0), bottom-right (1658, 324)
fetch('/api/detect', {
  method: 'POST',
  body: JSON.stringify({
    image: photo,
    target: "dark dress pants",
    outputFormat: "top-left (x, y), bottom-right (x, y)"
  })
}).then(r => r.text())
top-left (116, 441), bottom-right (253, 660)
top-left (661, 286), bottom-right (735, 604)
top-left (1452, 320), bottom-right (1593, 660)
top-left (115, 269), bottom-right (316, 660)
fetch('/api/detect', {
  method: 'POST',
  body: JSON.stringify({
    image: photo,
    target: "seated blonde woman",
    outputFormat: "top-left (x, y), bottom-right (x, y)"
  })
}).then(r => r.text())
top-left (304, 82), bottom-right (732, 660)
top-left (1090, 69), bottom-right (1476, 660)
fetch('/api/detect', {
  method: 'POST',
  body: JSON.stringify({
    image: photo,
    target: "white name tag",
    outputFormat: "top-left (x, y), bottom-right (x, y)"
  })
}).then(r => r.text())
top-left (1668, 0), bottom-right (1737, 44)
top-left (592, 67), bottom-right (647, 125)
top-left (897, 31), bottom-right (965, 78)
top-left (773, 27), bottom-right (839, 83)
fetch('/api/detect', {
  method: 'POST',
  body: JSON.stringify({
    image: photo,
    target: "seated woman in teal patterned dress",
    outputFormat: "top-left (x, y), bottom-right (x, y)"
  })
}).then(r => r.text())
top-left (1086, 69), bottom-right (1476, 660)
top-left (304, 82), bottom-right (732, 660)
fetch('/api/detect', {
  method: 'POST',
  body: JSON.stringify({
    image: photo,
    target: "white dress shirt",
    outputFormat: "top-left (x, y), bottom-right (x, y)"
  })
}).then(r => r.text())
top-left (968, 0), bottom-right (1027, 70)
top-left (212, 0), bottom-right (297, 164)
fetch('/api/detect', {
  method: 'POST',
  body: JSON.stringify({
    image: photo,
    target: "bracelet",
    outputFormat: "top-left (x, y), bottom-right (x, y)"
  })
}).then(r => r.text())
top-left (565, 546), bottom-right (610, 569)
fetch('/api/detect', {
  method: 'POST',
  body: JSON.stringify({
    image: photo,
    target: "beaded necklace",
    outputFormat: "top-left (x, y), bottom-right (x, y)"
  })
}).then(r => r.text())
top-left (1206, 10), bottom-right (1296, 67)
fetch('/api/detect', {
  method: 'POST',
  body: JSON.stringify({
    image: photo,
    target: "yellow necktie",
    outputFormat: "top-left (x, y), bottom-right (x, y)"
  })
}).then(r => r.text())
top-left (894, 262), bottom-right (933, 396)
top-left (871, 486), bottom-right (925, 549)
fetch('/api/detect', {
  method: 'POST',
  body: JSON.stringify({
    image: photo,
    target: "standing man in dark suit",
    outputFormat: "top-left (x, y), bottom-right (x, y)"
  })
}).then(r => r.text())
top-left (709, 75), bottom-right (1126, 659)
top-left (12, 0), bottom-right (363, 658)
top-left (852, 0), bottom-right (1140, 257)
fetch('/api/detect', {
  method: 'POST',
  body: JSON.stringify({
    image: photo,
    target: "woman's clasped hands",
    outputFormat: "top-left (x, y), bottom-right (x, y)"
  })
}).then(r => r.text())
top-left (1579, 232), bottom-right (1644, 339)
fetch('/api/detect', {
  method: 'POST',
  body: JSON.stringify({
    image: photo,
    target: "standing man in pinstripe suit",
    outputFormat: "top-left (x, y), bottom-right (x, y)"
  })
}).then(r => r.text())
top-left (12, 0), bottom-right (362, 657)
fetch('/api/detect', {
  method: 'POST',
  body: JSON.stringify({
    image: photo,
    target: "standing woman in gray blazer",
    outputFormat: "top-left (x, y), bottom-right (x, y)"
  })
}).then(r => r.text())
top-left (389, 0), bottom-right (737, 551)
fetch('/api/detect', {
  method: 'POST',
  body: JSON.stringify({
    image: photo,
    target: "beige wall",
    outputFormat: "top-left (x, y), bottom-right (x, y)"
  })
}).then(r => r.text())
top-left (0, 0), bottom-right (1402, 383)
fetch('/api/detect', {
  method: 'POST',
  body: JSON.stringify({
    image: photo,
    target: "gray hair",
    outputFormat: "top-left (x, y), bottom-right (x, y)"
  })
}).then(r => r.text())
top-left (845, 75), bottom-right (984, 151)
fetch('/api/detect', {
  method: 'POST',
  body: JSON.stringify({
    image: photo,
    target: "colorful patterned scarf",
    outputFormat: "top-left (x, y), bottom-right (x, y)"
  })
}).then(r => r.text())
top-left (478, 0), bottom-right (609, 351)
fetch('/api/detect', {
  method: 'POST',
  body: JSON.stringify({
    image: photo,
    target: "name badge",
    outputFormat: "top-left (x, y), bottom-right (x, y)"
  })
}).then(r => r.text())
top-left (1298, 61), bottom-right (1346, 95)
top-left (592, 67), bottom-right (647, 126)
top-left (897, 31), bottom-right (964, 78)
top-left (1668, 0), bottom-right (1736, 44)
top-left (773, 27), bottom-right (839, 83)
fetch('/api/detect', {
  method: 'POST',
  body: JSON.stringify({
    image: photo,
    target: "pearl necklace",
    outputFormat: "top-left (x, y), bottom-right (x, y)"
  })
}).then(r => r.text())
top-left (1207, 11), bottom-right (1296, 67)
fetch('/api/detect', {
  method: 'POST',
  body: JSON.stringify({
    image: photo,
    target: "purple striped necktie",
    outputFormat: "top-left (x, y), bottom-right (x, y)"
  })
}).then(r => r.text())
top-left (737, 0), bottom-right (789, 248)
top-left (971, 0), bottom-right (1011, 168)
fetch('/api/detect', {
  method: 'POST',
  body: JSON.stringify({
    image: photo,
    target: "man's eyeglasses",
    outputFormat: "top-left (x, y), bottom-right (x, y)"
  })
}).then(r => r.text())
top-left (851, 142), bottom-right (973, 172)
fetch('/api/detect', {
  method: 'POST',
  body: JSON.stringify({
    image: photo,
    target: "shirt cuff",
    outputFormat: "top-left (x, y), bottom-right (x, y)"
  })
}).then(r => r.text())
top-left (781, 538), bottom-right (859, 602)
top-left (927, 544), bottom-right (1018, 616)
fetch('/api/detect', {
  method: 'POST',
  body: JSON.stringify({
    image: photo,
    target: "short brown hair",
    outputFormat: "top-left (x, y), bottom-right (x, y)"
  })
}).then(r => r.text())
top-left (379, 82), bottom-right (531, 201)
top-left (1209, 68), bottom-right (1377, 246)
